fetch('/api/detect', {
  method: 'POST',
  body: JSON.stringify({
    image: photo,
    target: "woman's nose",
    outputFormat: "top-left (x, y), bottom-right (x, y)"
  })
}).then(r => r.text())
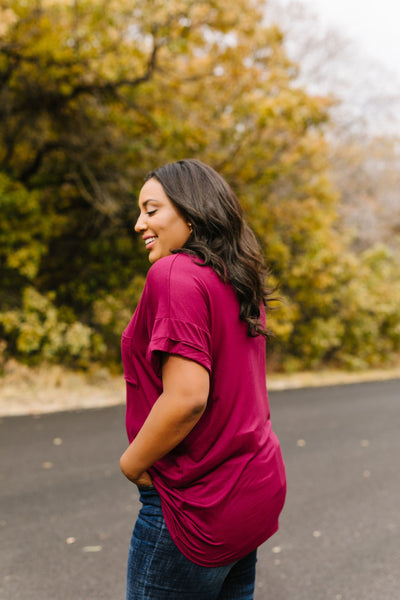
top-left (134, 214), bottom-right (146, 233)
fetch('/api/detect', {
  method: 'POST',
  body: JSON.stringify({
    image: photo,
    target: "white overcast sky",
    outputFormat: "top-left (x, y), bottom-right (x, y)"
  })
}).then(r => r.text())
top-left (284, 0), bottom-right (400, 78)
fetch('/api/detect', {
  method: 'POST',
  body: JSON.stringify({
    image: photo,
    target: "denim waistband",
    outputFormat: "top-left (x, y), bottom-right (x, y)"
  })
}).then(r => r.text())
top-left (138, 485), bottom-right (161, 506)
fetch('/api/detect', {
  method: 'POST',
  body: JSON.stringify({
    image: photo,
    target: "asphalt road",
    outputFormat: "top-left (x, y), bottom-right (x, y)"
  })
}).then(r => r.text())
top-left (1, 380), bottom-right (399, 600)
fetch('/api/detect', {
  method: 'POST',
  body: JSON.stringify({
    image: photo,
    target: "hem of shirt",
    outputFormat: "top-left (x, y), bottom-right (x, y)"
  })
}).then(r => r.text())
top-left (165, 517), bottom-right (279, 567)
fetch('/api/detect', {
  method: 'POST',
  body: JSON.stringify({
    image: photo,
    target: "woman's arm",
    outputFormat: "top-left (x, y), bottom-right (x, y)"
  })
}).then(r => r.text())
top-left (120, 354), bottom-right (209, 486)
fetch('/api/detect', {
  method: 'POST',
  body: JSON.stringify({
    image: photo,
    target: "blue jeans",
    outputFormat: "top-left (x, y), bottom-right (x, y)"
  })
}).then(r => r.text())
top-left (126, 486), bottom-right (257, 600)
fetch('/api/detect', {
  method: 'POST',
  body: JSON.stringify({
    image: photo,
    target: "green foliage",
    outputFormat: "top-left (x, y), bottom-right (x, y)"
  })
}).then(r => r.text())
top-left (0, 286), bottom-right (103, 366)
top-left (333, 245), bottom-right (400, 369)
top-left (0, 0), bottom-right (399, 371)
top-left (0, 173), bottom-right (48, 286)
top-left (268, 242), bottom-right (400, 371)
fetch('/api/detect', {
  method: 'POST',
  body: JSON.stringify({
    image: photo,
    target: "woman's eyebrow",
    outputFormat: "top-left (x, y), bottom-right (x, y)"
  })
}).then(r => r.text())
top-left (140, 199), bottom-right (159, 209)
top-left (139, 198), bottom-right (157, 210)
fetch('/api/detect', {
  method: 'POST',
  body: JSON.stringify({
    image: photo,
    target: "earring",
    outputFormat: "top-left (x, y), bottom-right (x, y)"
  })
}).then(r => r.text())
top-left (188, 223), bottom-right (193, 231)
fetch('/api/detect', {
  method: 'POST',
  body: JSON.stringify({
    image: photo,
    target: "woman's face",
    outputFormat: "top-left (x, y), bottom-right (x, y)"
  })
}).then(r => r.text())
top-left (135, 178), bottom-right (191, 263)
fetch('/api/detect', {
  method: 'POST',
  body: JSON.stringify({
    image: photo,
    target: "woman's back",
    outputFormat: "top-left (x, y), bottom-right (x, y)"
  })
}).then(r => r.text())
top-left (123, 253), bottom-right (286, 566)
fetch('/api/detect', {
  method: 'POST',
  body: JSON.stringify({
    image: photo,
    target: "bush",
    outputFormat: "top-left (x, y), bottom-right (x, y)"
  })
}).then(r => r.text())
top-left (0, 287), bottom-right (104, 367)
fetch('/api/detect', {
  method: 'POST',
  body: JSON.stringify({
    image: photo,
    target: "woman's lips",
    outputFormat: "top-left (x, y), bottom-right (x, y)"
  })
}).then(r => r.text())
top-left (144, 236), bottom-right (157, 250)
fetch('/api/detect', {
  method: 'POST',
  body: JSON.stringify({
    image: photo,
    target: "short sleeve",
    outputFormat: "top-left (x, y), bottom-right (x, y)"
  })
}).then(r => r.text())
top-left (143, 255), bottom-right (212, 374)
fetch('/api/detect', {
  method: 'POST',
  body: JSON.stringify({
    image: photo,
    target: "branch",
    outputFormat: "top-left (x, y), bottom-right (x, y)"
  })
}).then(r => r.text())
top-left (0, 34), bottom-right (159, 105)
top-left (69, 40), bottom-right (160, 100)
top-left (70, 165), bottom-right (121, 221)
top-left (19, 142), bottom-right (63, 183)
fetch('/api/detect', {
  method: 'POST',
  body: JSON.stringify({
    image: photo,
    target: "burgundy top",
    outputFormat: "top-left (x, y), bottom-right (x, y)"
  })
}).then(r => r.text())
top-left (122, 253), bottom-right (286, 566)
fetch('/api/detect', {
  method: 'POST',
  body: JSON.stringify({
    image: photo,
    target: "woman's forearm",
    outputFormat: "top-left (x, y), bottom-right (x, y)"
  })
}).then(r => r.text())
top-left (120, 354), bottom-right (209, 484)
top-left (120, 390), bottom-right (206, 482)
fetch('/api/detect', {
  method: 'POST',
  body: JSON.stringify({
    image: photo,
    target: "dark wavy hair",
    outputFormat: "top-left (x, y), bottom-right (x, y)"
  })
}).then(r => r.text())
top-left (145, 159), bottom-right (273, 338)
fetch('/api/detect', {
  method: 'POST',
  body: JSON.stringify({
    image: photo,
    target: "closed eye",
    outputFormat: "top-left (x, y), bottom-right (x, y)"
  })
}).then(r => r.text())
top-left (146, 209), bottom-right (157, 216)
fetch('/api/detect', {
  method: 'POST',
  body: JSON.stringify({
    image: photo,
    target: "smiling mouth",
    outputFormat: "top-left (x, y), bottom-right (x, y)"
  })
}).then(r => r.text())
top-left (145, 236), bottom-right (157, 246)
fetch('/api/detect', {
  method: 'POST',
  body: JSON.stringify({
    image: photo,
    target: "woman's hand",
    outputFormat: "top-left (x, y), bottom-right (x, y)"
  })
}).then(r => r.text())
top-left (126, 469), bottom-right (153, 488)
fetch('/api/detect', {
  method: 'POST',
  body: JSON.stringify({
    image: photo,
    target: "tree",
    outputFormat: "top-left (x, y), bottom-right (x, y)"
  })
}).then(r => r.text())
top-left (266, 0), bottom-right (400, 251)
top-left (1, 0), bottom-right (399, 370)
top-left (261, 0), bottom-right (400, 369)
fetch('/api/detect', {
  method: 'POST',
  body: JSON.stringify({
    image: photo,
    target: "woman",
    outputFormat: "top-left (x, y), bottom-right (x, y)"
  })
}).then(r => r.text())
top-left (120, 159), bottom-right (286, 599)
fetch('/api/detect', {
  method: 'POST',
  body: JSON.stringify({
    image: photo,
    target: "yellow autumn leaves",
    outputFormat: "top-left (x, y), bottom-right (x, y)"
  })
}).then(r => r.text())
top-left (0, 0), bottom-right (399, 371)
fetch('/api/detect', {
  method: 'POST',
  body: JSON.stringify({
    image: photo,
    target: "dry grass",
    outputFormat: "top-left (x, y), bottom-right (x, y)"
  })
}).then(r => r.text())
top-left (267, 366), bottom-right (400, 390)
top-left (0, 360), bottom-right (125, 416)
top-left (0, 359), bottom-right (399, 417)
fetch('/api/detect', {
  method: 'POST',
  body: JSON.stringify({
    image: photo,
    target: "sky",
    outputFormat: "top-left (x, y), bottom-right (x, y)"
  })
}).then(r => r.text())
top-left (288, 0), bottom-right (400, 78)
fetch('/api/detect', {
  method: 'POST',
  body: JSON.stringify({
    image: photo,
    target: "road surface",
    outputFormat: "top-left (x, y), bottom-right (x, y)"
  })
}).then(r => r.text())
top-left (1, 380), bottom-right (399, 599)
